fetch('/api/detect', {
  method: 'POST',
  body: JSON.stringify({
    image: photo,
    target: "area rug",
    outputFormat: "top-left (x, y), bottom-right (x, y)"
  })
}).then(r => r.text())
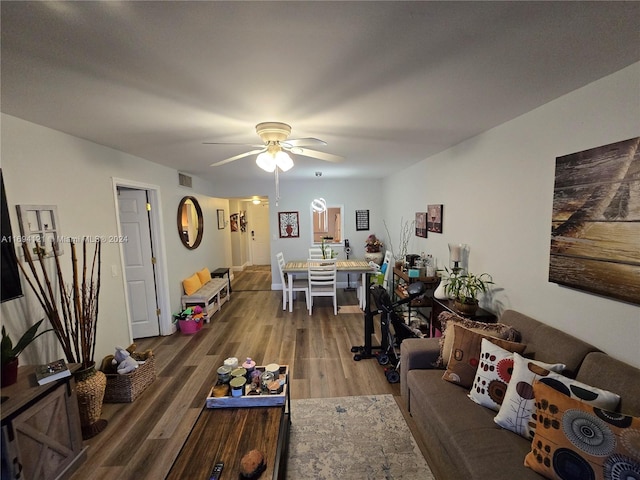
top-left (286, 394), bottom-right (435, 480)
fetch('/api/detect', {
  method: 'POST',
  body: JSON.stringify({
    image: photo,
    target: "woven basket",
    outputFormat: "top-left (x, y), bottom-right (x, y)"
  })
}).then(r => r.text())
top-left (104, 355), bottom-right (156, 403)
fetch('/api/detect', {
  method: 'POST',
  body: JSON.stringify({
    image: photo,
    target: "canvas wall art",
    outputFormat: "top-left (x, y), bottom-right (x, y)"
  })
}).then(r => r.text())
top-left (279, 211), bottom-right (299, 238)
top-left (415, 212), bottom-right (427, 238)
top-left (427, 204), bottom-right (443, 233)
top-left (549, 137), bottom-right (640, 305)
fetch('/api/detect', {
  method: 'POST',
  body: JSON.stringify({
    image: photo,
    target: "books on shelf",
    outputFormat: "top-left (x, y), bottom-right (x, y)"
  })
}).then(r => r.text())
top-left (35, 358), bottom-right (71, 385)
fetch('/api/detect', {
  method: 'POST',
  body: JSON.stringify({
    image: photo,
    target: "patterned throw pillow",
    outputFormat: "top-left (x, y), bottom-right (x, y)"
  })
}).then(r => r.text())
top-left (494, 353), bottom-right (567, 439)
top-left (524, 381), bottom-right (640, 480)
top-left (442, 325), bottom-right (526, 389)
top-left (435, 312), bottom-right (521, 367)
top-left (468, 338), bottom-right (520, 411)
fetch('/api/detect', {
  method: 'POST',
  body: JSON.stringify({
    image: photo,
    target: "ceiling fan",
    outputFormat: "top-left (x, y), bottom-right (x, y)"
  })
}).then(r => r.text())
top-left (205, 122), bottom-right (344, 172)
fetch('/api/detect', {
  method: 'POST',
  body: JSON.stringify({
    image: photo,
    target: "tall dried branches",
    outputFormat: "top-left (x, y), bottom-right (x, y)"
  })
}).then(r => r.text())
top-left (16, 238), bottom-right (102, 368)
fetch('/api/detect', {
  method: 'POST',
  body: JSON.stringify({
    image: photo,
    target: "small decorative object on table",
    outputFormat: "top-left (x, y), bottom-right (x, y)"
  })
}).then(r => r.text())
top-left (364, 234), bottom-right (384, 265)
top-left (206, 364), bottom-right (289, 408)
top-left (35, 358), bottom-right (71, 386)
top-left (240, 449), bottom-right (266, 479)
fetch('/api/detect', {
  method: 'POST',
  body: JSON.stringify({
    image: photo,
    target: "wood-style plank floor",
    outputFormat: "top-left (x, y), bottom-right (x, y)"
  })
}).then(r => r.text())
top-left (69, 266), bottom-right (429, 480)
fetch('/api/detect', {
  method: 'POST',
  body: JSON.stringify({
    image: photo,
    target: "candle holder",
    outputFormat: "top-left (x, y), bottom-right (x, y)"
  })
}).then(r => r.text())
top-left (448, 243), bottom-right (468, 275)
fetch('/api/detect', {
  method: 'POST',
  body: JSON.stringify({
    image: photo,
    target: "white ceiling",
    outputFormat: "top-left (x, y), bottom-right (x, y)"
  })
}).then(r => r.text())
top-left (2, 1), bottom-right (639, 184)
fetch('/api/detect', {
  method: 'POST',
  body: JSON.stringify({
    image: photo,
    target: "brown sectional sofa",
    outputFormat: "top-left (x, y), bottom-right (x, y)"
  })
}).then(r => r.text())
top-left (400, 309), bottom-right (640, 480)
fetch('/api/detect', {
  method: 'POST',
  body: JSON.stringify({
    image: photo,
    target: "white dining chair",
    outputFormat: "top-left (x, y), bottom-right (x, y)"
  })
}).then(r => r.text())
top-left (308, 246), bottom-right (329, 260)
top-left (276, 252), bottom-right (308, 312)
top-left (307, 258), bottom-right (338, 315)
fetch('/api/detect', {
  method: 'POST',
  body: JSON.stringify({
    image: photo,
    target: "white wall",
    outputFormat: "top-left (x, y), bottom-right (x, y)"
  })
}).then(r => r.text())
top-left (266, 178), bottom-right (384, 289)
top-left (383, 62), bottom-right (640, 368)
top-left (1, 114), bottom-right (233, 365)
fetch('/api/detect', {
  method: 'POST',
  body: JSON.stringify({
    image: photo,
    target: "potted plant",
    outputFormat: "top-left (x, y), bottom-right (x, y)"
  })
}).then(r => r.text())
top-left (444, 269), bottom-right (494, 316)
top-left (1, 318), bottom-right (52, 387)
top-left (383, 217), bottom-right (415, 268)
top-left (363, 234), bottom-right (384, 264)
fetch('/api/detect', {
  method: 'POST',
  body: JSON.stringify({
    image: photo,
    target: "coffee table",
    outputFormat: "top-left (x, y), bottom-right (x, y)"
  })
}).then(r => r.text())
top-left (167, 383), bottom-right (290, 479)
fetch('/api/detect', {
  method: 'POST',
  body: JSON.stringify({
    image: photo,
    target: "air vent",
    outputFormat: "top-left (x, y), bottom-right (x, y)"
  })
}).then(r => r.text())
top-left (178, 173), bottom-right (192, 188)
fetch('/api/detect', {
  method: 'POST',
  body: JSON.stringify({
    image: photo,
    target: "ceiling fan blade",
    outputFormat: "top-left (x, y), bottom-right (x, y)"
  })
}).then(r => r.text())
top-left (203, 142), bottom-right (265, 148)
top-left (282, 137), bottom-right (327, 148)
top-left (210, 148), bottom-right (266, 167)
top-left (291, 147), bottom-right (344, 163)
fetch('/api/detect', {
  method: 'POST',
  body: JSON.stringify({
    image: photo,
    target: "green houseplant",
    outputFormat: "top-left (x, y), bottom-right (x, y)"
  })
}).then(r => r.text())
top-left (1, 318), bottom-right (52, 387)
top-left (444, 270), bottom-right (494, 316)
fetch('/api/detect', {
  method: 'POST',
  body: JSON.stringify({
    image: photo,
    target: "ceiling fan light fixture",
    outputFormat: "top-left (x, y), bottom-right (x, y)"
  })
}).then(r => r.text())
top-left (256, 152), bottom-right (276, 172)
top-left (275, 150), bottom-right (294, 172)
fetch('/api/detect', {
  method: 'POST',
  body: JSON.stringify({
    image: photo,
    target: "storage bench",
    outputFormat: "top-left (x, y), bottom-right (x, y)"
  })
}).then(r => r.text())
top-left (181, 277), bottom-right (229, 320)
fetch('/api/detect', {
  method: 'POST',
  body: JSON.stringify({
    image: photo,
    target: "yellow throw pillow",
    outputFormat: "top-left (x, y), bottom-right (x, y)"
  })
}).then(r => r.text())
top-left (183, 274), bottom-right (202, 296)
top-left (197, 267), bottom-right (211, 285)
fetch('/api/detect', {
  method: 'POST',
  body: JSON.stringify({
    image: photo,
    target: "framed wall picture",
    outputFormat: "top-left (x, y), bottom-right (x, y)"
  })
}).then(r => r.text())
top-left (217, 209), bottom-right (225, 229)
top-left (355, 210), bottom-right (369, 231)
top-left (549, 137), bottom-right (640, 305)
top-left (427, 204), bottom-right (443, 233)
top-left (16, 204), bottom-right (63, 258)
top-left (278, 211), bottom-right (299, 238)
top-left (415, 212), bottom-right (427, 238)
top-left (230, 213), bottom-right (239, 232)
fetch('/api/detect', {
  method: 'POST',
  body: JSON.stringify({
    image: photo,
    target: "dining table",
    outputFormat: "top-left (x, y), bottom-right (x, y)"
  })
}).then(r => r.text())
top-left (283, 259), bottom-right (380, 358)
top-left (282, 259), bottom-right (376, 297)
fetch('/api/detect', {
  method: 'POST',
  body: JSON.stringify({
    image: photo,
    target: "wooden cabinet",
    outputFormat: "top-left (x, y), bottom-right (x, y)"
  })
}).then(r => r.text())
top-left (1, 365), bottom-right (86, 480)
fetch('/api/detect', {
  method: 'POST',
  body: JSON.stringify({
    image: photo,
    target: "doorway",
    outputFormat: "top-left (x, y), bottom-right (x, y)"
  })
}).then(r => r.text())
top-left (113, 178), bottom-right (172, 339)
top-left (248, 201), bottom-right (271, 265)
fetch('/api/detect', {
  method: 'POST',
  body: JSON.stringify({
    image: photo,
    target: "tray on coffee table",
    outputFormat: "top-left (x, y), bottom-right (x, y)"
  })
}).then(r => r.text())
top-left (206, 365), bottom-right (289, 408)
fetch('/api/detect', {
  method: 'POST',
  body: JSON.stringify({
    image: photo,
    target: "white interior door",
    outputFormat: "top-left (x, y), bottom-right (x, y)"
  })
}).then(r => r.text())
top-left (117, 187), bottom-right (160, 338)
top-left (249, 203), bottom-right (271, 265)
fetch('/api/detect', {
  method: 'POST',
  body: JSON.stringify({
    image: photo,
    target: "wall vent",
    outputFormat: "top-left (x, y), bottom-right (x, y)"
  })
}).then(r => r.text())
top-left (178, 173), bottom-right (192, 188)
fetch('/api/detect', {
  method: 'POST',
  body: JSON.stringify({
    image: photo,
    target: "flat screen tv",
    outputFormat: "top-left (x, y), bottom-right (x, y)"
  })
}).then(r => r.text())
top-left (1, 169), bottom-right (23, 302)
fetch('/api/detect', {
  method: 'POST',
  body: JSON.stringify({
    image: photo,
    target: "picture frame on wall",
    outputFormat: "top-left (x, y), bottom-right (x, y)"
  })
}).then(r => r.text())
top-left (278, 211), bottom-right (300, 238)
top-left (415, 212), bottom-right (427, 238)
top-left (355, 209), bottom-right (369, 231)
top-left (217, 209), bottom-right (225, 229)
top-left (16, 204), bottom-right (63, 259)
top-left (427, 204), bottom-right (443, 233)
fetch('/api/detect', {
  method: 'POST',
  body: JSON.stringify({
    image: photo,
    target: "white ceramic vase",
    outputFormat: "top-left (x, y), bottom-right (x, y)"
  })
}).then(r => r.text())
top-left (434, 279), bottom-right (448, 300)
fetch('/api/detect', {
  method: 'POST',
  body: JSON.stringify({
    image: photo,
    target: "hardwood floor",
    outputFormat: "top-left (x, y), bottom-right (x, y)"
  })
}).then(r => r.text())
top-left (69, 266), bottom-right (426, 480)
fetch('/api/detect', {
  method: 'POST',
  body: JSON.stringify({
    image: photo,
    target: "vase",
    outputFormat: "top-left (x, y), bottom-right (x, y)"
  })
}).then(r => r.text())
top-left (434, 279), bottom-right (448, 300)
top-left (364, 251), bottom-right (384, 265)
top-left (1, 357), bottom-right (19, 387)
top-left (74, 363), bottom-right (108, 439)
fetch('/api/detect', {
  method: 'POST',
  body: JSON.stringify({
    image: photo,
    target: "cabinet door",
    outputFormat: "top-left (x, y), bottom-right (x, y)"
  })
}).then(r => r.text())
top-left (12, 383), bottom-right (82, 480)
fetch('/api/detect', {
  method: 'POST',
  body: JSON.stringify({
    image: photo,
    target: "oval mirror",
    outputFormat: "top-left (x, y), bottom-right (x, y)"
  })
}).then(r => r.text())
top-left (177, 196), bottom-right (203, 249)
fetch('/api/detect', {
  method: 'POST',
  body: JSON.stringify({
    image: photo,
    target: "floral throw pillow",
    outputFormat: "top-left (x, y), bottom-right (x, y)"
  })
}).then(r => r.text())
top-left (524, 381), bottom-right (640, 480)
top-left (494, 353), bottom-right (566, 439)
top-left (468, 338), bottom-right (520, 411)
top-left (442, 325), bottom-right (526, 389)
